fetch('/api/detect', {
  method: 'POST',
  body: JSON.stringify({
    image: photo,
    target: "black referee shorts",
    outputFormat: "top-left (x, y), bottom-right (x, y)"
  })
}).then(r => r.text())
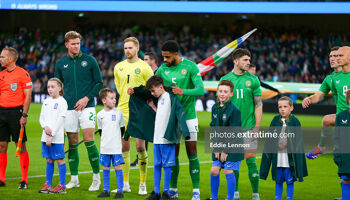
top-left (0, 106), bottom-right (27, 143)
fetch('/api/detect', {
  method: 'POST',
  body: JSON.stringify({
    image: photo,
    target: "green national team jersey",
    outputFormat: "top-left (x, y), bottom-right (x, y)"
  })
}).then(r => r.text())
top-left (220, 72), bottom-right (261, 129)
top-left (332, 71), bottom-right (350, 114)
top-left (156, 58), bottom-right (204, 120)
top-left (319, 71), bottom-right (340, 103)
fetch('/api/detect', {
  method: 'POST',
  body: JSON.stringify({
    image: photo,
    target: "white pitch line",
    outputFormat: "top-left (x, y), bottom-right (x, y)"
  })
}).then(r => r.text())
top-left (7, 157), bottom-right (261, 180)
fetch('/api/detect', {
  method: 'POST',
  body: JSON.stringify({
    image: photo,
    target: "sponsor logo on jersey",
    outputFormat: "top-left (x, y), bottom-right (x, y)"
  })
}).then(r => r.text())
top-left (54, 103), bottom-right (58, 109)
top-left (112, 114), bottom-right (116, 121)
top-left (81, 61), bottom-right (88, 67)
top-left (342, 120), bottom-right (348, 124)
top-left (245, 80), bottom-right (252, 87)
top-left (135, 68), bottom-right (141, 74)
top-left (223, 114), bottom-right (227, 121)
top-left (26, 82), bottom-right (32, 86)
top-left (161, 98), bottom-right (165, 105)
top-left (181, 68), bottom-right (187, 75)
top-left (10, 83), bottom-right (17, 91)
top-left (64, 64), bottom-right (68, 68)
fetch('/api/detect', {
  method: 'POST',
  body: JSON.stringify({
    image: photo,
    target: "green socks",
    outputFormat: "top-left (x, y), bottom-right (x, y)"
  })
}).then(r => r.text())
top-left (234, 170), bottom-right (239, 191)
top-left (68, 144), bottom-right (79, 176)
top-left (85, 141), bottom-right (100, 174)
top-left (169, 154), bottom-right (200, 190)
top-left (246, 157), bottom-right (259, 193)
top-left (189, 154), bottom-right (200, 189)
top-left (170, 155), bottom-right (179, 189)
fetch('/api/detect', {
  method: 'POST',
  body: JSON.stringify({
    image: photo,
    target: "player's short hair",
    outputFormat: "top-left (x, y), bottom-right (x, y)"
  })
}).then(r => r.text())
top-left (278, 96), bottom-right (293, 106)
top-left (64, 31), bottom-right (82, 43)
top-left (144, 52), bottom-right (158, 64)
top-left (346, 90), bottom-right (350, 105)
top-left (146, 75), bottom-right (164, 89)
top-left (232, 48), bottom-right (251, 60)
top-left (218, 80), bottom-right (234, 92)
top-left (3, 47), bottom-right (18, 62)
top-left (331, 46), bottom-right (340, 52)
top-left (161, 40), bottom-right (179, 53)
top-left (48, 77), bottom-right (64, 96)
top-left (99, 88), bottom-right (115, 100)
top-left (124, 37), bottom-right (139, 49)
top-left (249, 64), bottom-right (256, 69)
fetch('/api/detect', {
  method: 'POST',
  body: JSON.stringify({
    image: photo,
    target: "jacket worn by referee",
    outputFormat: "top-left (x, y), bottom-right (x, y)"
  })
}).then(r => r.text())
top-left (54, 52), bottom-right (103, 110)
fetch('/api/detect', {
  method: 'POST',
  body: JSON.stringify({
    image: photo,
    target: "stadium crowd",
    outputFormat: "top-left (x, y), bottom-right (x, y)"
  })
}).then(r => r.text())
top-left (0, 26), bottom-right (346, 93)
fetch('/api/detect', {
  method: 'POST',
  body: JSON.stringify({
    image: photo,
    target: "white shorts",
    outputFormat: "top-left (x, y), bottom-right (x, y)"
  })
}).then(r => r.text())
top-left (178, 118), bottom-right (198, 142)
top-left (65, 107), bottom-right (96, 133)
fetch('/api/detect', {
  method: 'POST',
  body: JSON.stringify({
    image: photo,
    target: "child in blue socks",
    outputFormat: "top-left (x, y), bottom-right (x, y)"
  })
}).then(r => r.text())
top-left (96, 88), bottom-right (125, 198)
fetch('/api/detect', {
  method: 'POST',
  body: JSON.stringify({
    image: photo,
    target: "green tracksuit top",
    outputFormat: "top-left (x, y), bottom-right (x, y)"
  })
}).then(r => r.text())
top-left (260, 114), bottom-right (308, 182)
top-left (333, 110), bottom-right (350, 175)
top-left (54, 52), bottom-right (103, 110)
top-left (210, 101), bottom-right (244, 162)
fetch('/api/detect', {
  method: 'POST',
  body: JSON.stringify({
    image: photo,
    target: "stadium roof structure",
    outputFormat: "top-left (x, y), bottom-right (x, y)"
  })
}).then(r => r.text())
top-left (1, 0), bottom-right (350, 14)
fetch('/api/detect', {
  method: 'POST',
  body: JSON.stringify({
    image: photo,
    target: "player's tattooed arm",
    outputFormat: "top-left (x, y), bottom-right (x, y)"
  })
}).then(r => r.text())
top-left (254, 95), bottom-right (263, 129)
top-left (254, 96), bottom-right (262, 108)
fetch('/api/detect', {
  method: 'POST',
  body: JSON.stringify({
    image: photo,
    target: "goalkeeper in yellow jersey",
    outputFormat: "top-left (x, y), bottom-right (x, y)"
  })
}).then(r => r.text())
top-left (113, 37), bottom-right (154, 195)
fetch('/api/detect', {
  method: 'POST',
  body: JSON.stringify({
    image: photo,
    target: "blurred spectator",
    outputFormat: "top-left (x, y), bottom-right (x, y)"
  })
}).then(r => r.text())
top-left (0, 25), bottom-right (346, 97)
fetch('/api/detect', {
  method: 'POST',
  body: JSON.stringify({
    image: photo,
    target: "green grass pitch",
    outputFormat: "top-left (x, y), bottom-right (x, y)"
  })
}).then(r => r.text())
top-left (1, 103), bottom-right (341, 199)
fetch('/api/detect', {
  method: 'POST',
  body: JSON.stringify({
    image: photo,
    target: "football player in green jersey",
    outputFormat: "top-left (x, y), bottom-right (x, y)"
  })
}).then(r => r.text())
top-left (156, 40), bottom-right (204, 200)
top-left (220, 48), bottom-right (262, 200)
top-left (302, 47), bottom-right (341, 159)
top-left (333, 46), bottom-right (350, 112)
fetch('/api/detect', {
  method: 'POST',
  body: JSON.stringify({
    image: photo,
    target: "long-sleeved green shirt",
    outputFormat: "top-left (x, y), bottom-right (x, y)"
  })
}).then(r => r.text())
top-left (54, 52), bottom-right (103, 110)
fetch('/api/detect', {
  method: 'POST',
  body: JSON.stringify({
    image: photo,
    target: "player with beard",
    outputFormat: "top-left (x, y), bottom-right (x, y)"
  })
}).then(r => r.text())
top-left (113, 37), bottom-right (154, 195)
top-left (156, 40), bottom-right (204, 200)
top-left (220, 48), bottom-right (262, 200)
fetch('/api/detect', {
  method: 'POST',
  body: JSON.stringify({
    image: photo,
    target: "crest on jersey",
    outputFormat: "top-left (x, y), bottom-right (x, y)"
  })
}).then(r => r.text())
top-left (112, 114), bottom-right (116, 121)
top-left (10, 83), bottom-right (17, 91)
top-left (181, 69), bottom-right (187, 75)
top-left (245, 80), bottom-right (252, 87)
top-left (81, 61), bottom-right (88, 67)
top-left (135, 68), bottom-right (141, 74)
